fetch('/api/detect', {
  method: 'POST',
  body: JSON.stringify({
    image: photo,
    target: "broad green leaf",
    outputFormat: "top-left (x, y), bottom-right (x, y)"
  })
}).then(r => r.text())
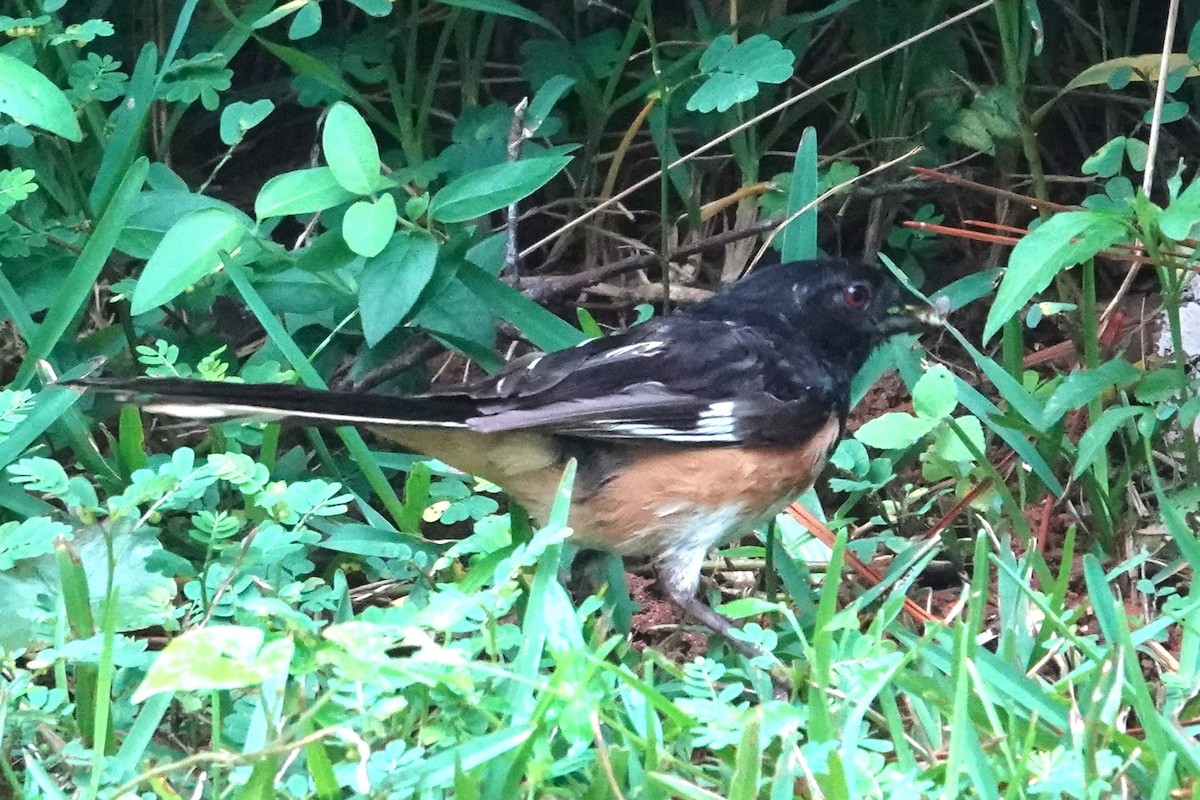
top-left (315, 523), bottom-right (438, 558)
top-left (0, 522), bottom-right (176, 651)
top-left (323, 101), bottom-right (380, 195)
top-left (1072, 405), bottom-right (1146, 479)
top-left (984, 211), bottom-right (1127, 342)
top-left (341, 194), bottom-right (396, 257)
top-left (255, 166), bottom-right (356, 218)
top-left (1041, 360), bottom-right (1141, 426)
top-left (359, 230), bottom-right (439, 345)
top-left (929, 415), bottom-right (985, 464)
top-left (525, 74), bottom-right (576, 134)
top-left (453, 261), bottom-right (585, 352)
top-left (455, 261), bottom-right (585, 351)
top-left (687, 73), bottom-right (760, 114)
top-left (131, 627), bottom-right (294, 701)
top-left (429, 155), bottom-right (571, 223)
top-left (912, 365), bottom-right (957, 420)
top-left (698, 33), bottom-right (794, 82)
top-left (0, 53), bottom-right (82, 141)
top-left (434, 0), bottom-right (562, 38)
top-left (1065, 53), bottom-right (1199, 92)
top-left (854, 412), bottom-right (938, 450)
top-left (779, 127), bottom-right (818, 261)
top-left (1160, 177), bottom-right (1200, 241)
top-left (117, 190), bottom-right (253, 258)
top-left (131, 208), bottom-right (247, 314)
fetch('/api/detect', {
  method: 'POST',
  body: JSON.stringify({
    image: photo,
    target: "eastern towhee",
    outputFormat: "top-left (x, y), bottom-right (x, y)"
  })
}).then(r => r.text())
top-left (68, 258), bottom-right (936, 662)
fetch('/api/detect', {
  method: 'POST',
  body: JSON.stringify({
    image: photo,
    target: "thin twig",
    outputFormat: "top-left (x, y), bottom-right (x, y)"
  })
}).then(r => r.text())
top-left (1103, 0), bottom-right (1183, 323)
top-left (1141, 0), bottom-right (1181, 198)
top-left (504, 97), bottom-right (530, 285)
top-left (521, 218), bottom-right (779, 301)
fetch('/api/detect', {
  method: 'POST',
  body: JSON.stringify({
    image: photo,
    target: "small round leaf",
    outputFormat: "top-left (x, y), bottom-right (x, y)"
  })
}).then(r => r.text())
top-left (342, 194), bottom-right (396, 257)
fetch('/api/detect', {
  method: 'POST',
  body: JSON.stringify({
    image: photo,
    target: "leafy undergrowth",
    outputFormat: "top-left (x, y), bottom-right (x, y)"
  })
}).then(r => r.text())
top-left (4, 0), bottom-right (1200, 798)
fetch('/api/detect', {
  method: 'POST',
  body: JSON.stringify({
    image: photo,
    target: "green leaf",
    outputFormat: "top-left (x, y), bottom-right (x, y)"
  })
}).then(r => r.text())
top-left (17, 158), bottom-right (150, 388)
top-left (131, 627), bottom-right (294, 701)
top-left (912, 365), bottom-right (957, 420)
top-left (341, 194), bottom-right (396, 257)
top-left (455, 261), bottom-right (586, 351)
top-left (1081, 137), bottom-right (1126, 177)
top-left (0, 53), bottom-right (83, 141)
top-left (1160, 177), bottom-right (1200, 241)
top-left (131, 208), bottom-right (247, 314)
top-left (1065, 54), bottom-right (1200, 92)
top-left (985, 211), bottom-right (1127, 342)
top-left (255, 166), bottom-right (357, 218)
top-left (218, 99), bottom-right (274, 146)
top-left (323, 101), bottom-right (380, 195)
top-left (1072, 405), bottom-right (1146, 479)
top-left (359, 230), bottom-right (439, 345)
top-left (854, 412), bottom-right (939, 450)
top-left (1124, 137), bottom-right (1148, 170)
top-left (688, 34), bottom-right (795, 113)
top-left (429, 155), bottom-right (571, 223)
top-left (699, 33), bottom-right (794, 82)
top-left (779, 127), bottom-right (818, 261)
top-left (118, 190), bottom-right (253, 259)
top-left (930, 415), bottom-right (985, 464)
top-left (345, 0), bottom-right (392, 15)
top-left (1041, 360), bottom-right (1141, 426)
top-left (316, 523), bottom-right (438, 558)
top-left (525, 75), bottom-right (576, 135)
top-left (0, 522), bottom-right (176, 651)
top-left (433, 0), bottom-right (563, 38)
top-left (289, 0), bottom-right (322, 38)
top-left (1145, 100), bottom-right (1189, 125)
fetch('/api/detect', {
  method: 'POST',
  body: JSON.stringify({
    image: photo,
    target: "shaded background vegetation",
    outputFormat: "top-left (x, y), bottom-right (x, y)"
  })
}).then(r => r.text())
top-left (2, 0), bottom-right (1200, 797)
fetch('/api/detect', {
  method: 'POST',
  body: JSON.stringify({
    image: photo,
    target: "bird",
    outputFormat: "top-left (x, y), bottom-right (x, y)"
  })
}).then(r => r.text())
top-left (67, 257), bottom-right (937, 663)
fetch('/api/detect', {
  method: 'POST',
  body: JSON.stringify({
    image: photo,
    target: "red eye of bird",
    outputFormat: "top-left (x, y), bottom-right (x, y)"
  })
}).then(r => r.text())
top-left (842, 282), bottom-right (871, 309)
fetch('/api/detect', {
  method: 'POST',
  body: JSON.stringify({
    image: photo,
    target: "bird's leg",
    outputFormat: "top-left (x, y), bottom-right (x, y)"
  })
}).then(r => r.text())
top-left (655, 553), bottom-right (791, 697)
top-left (657, 572), bottom-right (768, 661)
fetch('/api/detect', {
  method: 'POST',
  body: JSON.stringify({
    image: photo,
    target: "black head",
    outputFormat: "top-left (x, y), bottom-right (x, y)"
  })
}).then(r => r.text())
top-left (689, 258), bottom-right (933, 375)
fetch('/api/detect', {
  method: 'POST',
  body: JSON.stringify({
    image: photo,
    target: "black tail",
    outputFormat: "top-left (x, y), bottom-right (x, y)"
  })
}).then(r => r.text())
top-left (64, 377), bottom-right (476, 429)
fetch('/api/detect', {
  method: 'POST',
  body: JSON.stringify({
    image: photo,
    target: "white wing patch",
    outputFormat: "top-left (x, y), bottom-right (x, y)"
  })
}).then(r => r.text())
top-left (578, 399), bottom-right (743, 442)
top-left (599, 341), bottom-right (667, 360)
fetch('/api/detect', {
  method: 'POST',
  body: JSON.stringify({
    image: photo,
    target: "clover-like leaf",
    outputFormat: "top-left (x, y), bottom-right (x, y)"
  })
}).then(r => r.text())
top-left (687, 34), bottom-right (795, 114)
top-left (219, 99), bottom-right (275, 146)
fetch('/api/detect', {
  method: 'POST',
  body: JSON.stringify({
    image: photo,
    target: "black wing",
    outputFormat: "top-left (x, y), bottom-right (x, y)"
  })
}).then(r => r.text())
top-left (447, 316), bottom-right (841, 445)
